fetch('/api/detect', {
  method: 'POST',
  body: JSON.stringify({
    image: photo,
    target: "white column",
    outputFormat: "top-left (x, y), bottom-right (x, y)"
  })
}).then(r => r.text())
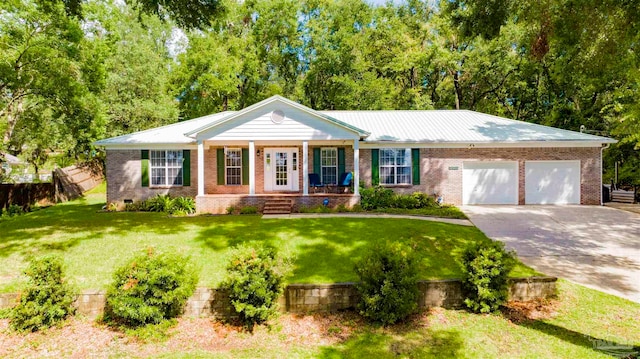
top-left (249, 141), bottom-right (256, 196)
top-left (302, 141), bottom-right (309, 196)
top-left (197, 140), bottom-right (204, 196)
top-left (353, 139), bottom-right (360, 196)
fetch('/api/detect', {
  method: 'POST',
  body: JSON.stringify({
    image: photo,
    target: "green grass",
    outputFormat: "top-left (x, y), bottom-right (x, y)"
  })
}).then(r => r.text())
top-left (0, 185), bottom-right (536, 292)
top-left (154, 281), bottom-right (640, 359)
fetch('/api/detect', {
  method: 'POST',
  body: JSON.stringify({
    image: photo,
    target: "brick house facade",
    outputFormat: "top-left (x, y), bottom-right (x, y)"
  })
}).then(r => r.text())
top-left (97, 96), bottom-right (614, 213)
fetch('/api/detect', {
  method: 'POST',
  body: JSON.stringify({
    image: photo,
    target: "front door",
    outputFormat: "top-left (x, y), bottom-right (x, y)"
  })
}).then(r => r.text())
top-left (264, 148), bottom-right (299, 192)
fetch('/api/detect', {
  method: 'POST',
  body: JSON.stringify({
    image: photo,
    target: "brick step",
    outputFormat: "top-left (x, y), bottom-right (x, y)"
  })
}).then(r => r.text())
top-left (263, 199), bottom-right (293, 215)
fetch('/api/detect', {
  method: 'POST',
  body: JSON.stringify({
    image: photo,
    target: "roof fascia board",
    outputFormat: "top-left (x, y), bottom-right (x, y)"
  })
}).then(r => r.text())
top-left (359, 141), bottom-right (615, 149)
top-left (95, 144), bottom-right (198, 150)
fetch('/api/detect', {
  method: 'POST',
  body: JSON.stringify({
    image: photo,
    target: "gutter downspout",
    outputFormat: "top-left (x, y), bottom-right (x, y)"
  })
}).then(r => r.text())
top-left (601, 143), bottom-right (610, 206)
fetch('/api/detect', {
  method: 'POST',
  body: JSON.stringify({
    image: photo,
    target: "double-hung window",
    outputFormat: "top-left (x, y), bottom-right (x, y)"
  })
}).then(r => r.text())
top-left (380, 148), bottom-right (412, 185)
top-left (321, 147), bottom-right (338, 185)
top-left (225, 148), bottom-right (242, 185)
top-left (150, 150), bottom-right (183, 186)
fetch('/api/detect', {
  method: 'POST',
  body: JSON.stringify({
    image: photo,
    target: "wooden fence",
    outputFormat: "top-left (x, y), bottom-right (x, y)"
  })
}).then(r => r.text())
top-left (0, 165), bottom-right (103, 210)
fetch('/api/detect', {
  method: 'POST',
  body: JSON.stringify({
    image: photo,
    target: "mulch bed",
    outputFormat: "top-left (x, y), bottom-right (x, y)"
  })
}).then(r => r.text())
top-left (0, 312), bottom-right (362, 358)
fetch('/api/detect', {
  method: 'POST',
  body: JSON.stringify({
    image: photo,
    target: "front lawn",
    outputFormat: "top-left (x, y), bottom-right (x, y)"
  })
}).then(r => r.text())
top-left (0, 186), bottom-right (536, 292)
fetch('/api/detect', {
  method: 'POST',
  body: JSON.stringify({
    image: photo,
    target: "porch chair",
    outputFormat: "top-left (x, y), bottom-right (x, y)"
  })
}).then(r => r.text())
top-left (308, 173), bottom-right (325, 193)
top-left (336, 172), bottom-right (353, 193)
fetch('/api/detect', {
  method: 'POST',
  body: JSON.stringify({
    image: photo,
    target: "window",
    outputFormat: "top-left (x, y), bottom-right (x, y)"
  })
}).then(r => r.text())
top-left (380, 148), bottom-right (412, 185)
top-left (150, 150), bottom-right (183, 186)
top-left (321, 148), bottom-right (338, 184)
top-left (225, 148), bottom-right (242, 185)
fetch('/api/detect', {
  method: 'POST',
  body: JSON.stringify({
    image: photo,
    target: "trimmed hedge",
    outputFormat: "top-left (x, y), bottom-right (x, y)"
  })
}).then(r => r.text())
top-left (223, 244), bottom-right (290, 330)
top-left (104, 249), bottom-right (198, 327)
top-left (460, 241), bottom-right (516, 313)
top-left (354, 242), bottom-right (420, 325)
top-left (10, 255), bottom-right (76, 332)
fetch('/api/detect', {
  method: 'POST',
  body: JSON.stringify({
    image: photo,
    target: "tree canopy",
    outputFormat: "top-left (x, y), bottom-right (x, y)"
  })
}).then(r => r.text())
top-left (1, 0), bottom-right (639, 183)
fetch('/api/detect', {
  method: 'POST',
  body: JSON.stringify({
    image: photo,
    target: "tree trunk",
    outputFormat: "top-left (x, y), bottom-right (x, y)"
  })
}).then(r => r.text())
top-left (453, 71), bottom-right (462, 110)
top-left (3, 97), bottom-right (24, 145)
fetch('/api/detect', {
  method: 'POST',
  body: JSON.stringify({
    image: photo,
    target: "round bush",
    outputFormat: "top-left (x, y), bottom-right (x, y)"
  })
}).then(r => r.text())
top-left (354, 242), bottom-right (420, 325)
top-left (105, 249), bottom-right (198, 327)
top-left (223, 244), bottom-right (290, 329)
top-left (11, 255), bottom-right (76, 332)
top-left (460, 241), bottom-right (516, 313)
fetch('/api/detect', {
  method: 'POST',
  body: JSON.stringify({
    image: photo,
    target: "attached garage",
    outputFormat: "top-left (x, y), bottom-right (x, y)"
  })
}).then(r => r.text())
top-left (463, 161), bottom-right (518, 205)
top-left (525, 161), bottom-right (580, 204)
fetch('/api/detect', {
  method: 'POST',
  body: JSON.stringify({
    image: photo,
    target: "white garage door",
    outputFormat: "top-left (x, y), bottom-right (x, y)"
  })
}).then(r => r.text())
top-left (463, 161), bottom-right (518, 205)
top-left (525, 161), bottom-right (580, 204)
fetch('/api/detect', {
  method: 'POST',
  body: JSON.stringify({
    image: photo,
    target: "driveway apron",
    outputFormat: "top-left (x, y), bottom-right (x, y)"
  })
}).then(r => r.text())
top-left (463, 205), bottom-right (640, 303)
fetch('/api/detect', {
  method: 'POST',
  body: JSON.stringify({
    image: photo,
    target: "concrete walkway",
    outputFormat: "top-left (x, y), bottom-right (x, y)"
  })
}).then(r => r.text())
top-left (262, 213), bottom-right (473, 226)
top-left (463, 205), bottom-right (640, 303)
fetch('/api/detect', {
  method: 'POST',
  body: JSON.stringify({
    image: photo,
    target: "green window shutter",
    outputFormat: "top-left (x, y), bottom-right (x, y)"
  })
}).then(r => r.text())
top-left (412, 148), bottom-right (420, 185)
top-left (313, 148), bottom-right (321, 174)
top-left (141, 150), bottom-right (149, 187)
top-left (371, 149), bottom-right (379, 186)
top-left (182, 150), bottom-right (191, 186)
top-left (241, 148), bottom-right (249, 185)
top-left (338, 148), bottom-right (345, 176)
top-left (217, 148), bottom-right (225, 185)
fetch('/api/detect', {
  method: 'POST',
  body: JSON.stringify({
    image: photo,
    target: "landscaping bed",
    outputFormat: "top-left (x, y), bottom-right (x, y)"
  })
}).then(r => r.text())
top-left (0, 280), bottom-right (638, 358)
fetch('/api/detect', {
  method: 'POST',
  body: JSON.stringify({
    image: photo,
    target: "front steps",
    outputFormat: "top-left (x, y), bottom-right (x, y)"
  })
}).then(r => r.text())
top-left (262, 199), bottom-right (293, 214)
top-left (611, 190), bottom-right (636, 204)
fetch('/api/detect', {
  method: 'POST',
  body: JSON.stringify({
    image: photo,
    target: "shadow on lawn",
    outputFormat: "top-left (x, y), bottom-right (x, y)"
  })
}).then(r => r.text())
top-left (518, 320), bottom-right (640, 358)
top-left (317, 327), bottom-right (464, 358)
top-left (193, 217), bottom-right (480, 282)
top-left (0, 200), bottom-right (200, 258)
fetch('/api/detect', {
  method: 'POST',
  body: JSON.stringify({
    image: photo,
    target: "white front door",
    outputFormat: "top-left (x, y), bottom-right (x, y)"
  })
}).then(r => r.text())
top-left (264, 148), bottom-right (299, 192)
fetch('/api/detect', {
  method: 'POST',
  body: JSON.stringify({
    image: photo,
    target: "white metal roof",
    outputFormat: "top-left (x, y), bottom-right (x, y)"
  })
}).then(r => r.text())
top-left (94, 97), bottom-right (615, 147)
top-left (94, 112), bottom-right (232, 146)
top-left (322, 110), bottom-right (615, 144)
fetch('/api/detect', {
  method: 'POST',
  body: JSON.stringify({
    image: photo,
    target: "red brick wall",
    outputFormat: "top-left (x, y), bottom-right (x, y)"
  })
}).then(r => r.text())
top-left (359, 147), bottom-right (602, 205)
top-left (107, 145), bottom-right (602, 210)
top-left (105, 150), bottom-right (197, 206)
top-left (196, 194), bottom-right (360, 214)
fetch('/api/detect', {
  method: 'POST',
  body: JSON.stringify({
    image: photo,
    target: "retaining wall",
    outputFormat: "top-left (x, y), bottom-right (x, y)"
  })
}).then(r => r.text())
top-left (0, 277), bottom-right (557, 318)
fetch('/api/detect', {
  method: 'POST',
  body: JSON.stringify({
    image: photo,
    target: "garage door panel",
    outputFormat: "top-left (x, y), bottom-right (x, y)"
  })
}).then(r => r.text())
top-left (463, 161), bottom-right (518, 205)
top-left (525, 161), bottom-right (580, 204)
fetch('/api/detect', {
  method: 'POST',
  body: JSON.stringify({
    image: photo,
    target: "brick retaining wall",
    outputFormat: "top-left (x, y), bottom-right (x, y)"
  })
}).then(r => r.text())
top-left (0, 277), bottom-right (556, 318)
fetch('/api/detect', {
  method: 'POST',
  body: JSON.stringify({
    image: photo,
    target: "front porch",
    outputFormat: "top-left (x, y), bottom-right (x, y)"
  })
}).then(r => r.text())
top-left (196, 193), bottom-right (360, 214)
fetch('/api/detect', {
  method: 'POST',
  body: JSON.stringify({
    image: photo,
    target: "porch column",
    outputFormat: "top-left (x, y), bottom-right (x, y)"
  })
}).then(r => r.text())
top-left (197, 140), bottom-right (204, 196)
top-left (249, 141), bottom-right (256, 195)
top-left (302, 140), bottom-right (309, 196)
top-left (353, 139), bottom-right (360, 196)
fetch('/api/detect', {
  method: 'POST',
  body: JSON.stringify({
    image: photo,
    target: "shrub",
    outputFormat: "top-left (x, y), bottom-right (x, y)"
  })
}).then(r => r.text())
top-left (361, 187), bottom-right (439, 210)
top-left (10, 255), bottom-right (76, 332)
top-left (145, 194), bottom-right (173, 212)
top-left (360, 186), bottom-right (394, 210)
top-left (169, 196), bottom-right (196, 216)
top-left (239, 206), bottom-right (258, 215)
top-left (226, 206), bottom-right (238, 215)
top-left (2, 204), bottom-right (25, 218)
top-left (460, 241), bottom-right (516, 313)
top-left (412, 192), bottom-right (437, 208)
top-left (223, 244), bottom-right (290, 330)
top-left (104, 248), bottom-right (198, 327)
top-left (354, 242), bottom-right (420, 325)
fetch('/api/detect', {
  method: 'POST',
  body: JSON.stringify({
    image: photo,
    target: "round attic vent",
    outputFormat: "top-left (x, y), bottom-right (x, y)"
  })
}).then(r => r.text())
top-left (271, 109), bottom-right (285, 124)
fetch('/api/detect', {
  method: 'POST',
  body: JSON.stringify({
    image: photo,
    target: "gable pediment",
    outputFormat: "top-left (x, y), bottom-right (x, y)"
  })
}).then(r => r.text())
top-left (188, 96), bottom-right (367, 141)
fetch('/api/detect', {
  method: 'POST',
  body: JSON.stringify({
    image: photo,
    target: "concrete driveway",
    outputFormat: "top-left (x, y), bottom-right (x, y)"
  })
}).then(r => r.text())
top-left (462, 205), bottom-right (640, 303)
